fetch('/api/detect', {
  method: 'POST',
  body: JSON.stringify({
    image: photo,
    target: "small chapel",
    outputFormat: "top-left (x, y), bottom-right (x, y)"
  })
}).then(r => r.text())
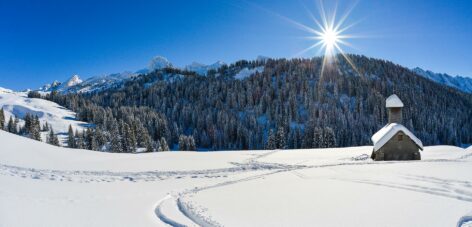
top-left (371, 94), bottom-right (423, 161)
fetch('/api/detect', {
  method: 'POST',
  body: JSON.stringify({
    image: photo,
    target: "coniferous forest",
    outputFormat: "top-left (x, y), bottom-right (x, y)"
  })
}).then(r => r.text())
top-left (31, 55), bottom-right (472, 152)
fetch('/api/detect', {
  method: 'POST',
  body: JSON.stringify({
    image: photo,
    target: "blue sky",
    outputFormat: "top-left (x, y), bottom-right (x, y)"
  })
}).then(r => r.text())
top-left (1, 0), bottom-right (471, 90)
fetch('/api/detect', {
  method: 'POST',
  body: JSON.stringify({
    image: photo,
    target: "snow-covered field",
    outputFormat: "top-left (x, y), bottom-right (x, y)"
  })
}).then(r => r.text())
top-left (0, 88), bottom-right (91, 144)
top-left (1, 129), bottom-right (471, 227)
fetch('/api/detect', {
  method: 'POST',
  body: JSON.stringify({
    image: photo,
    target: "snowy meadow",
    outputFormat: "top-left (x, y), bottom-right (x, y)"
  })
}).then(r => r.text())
top-left (1, 129), bottom-right (471, 227)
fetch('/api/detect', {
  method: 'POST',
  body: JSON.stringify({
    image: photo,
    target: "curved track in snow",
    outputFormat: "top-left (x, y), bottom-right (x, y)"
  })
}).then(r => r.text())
top-left (152, 152), bottom-right (472, 227)
top-left (2, 149), bottom-right (471, 227)
top-left (458, 212), bottom-right (472, 227)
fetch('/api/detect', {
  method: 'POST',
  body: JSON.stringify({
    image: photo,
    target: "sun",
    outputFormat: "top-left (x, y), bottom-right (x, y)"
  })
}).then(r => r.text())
top-left (319, 26), bottom-right (340, 55)
top-left (322, 28), bottom-right (338, 47)
top-left (283, 1), bottom-right (361, 76)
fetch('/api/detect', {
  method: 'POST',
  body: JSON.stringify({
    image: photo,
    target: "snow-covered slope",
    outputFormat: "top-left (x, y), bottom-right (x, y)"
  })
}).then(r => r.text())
top-left (185, 61), bottom-right (226, 76)
top-left (64, 74), bottom-right (82, 87)
top-left (412, 67), bottom-right (472, 93)
top-left (0, 88), bottom-right (91, 144)
top-left (1, 129), bottom-right (471, 227)
top-left (148, 56), bottom-right (172, 71)
top-left (234, 66), bottom-right (264, 80)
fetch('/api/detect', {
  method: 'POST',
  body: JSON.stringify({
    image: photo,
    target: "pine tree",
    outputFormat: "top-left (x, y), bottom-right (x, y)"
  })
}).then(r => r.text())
top-left (0, 108), bottom-right (5, 130)
top-left (120, 122), bottom-right (136, 153)
top-left (13, 116), bottom-right (19, 134)
top-left (31, 123), bottom-right (41, 141)
top-left (47, 128), bottom-right (60, 146)
top-left (81, 129), bottom-right (88, 149)
top-left (294, 128), bottom-right (301, 149)
top-left (7, 116), bottom-right (15, 133)
top-left (94, 128), bottom-right (106, 151)
top-left (110, 126), bottom-right (122, 152)
top-left (266, 129), bottom-right (276, 150)
top-left (86, 128), bottom-right (98, 151)
top-left (178, 135), bottom-right (187, 151)
top-left (24, 113), bottom-right (32, 134)
top-left (127, 126), bottom-right (137, 152)
top-left (75, 130), bottom-right (84, 149)
top-left (313, 127), bottom-right (322, 148)
top-left (140, 129), bottom-right (153, 152)
top-left (187, 135), bottom-right (196, 151)
top-left (276, 127), bottom-right (286, 149)
top-left (68, 125), bottom-right (76, 148)
top-left (157, 141), bottom-right (163, 152)
top-left (324, 127), bottom-right (336, 148)
top-left (160, 137), bottom-right (169, 151)
top-left (27, 115), bottom-right (42, 141)
top-left (42, 122), bottom-right (49, 132)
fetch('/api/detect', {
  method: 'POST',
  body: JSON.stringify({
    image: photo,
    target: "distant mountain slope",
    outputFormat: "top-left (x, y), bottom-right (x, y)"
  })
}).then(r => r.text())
top-left (36, 56), bottom-right (232, 94)
top-left (0, 88), bottom-right (91, 144)
top-left (38, 70), bottom-right (143, 94)
top-left (411, 67), bottom-right (472, 93)
top-left (184, 61), bottom-right (226, 76)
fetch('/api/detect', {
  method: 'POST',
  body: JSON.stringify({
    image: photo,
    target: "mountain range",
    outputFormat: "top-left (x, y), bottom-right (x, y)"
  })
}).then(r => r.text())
top-left (37, 56), bottom-right (229, 94)
top-left (411, 67), bottom-right (472, 93)
top-left (35, 55), bottom-right (472, 95)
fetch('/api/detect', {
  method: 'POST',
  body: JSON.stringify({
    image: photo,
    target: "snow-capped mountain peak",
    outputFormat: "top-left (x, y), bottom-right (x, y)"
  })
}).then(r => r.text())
top-left (0, 87), bottom-right (14, 93)
top-left (184, 60), bottom-right (226, 76)
top-left (51, 80), bottom-right (61, 87)
top-left (64, 75), bottom-right (82, 87)
top-left (148, 56), bottom-right (172, 71)
top-left (411, 67), bottom-right (472, 93)
top-left (256, 55), bottom-right (270, 62)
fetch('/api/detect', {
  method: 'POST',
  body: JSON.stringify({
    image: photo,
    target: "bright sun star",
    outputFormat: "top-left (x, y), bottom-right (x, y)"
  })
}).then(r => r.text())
top-left (286, 1), bottom-right (361, 76)
top-left (319, 26), bottom-right (340, 55)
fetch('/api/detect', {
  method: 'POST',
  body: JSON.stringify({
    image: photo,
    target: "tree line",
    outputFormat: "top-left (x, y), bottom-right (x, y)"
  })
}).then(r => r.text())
top-left (28, 54), bottom-right (471, 152)
top-left (0, 109), bottom-right (60, 146)
top-left (5, 55), bottom-right (472, 152)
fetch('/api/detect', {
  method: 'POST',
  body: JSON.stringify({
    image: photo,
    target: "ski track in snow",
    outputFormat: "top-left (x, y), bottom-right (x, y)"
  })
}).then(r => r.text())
top-left (458, 212), bottom-right (472, 227)
top-left (2, 150), bottom-right (472, 226)
top-left (153, 153), bottom-right (472, 227)
top-left (0, 161), bottom-right (291, 183)
top-left (333, 176), bottom-right (472, 203)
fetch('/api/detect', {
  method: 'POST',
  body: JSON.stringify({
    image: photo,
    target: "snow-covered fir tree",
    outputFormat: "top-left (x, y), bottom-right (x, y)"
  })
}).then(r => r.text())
top-left (160, 137), bottom-right (169, 151)
top-left (323, 127), bottom-right (336, 148)
top-left (276, 127), bottom-right (286, 149)
top-left (313, 127), bottom-right (322, 148)
top-left (7, 116), bottom-right (15, 133)
top-left (47, 128), bottom-right (60, 146)
top-left (68, 125), bottom-right (76, 148)
top-left (110, 126), bottom-right (123, 153)
top-left (0, 108), bottom-right (5, 129)
top-left (266, 129), bottom-right (276, 150)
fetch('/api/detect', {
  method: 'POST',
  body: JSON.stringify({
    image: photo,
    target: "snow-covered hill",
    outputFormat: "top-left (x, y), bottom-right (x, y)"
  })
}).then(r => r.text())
top-left (185, 61), bottom-right (226, 76)
top-left (412, 67), bottom-right (472, 93)
top-left (148, 56), bottom-right (173, 71)
top-left (0, 88), bottom-right (91, 144)
top-left (1, 129), bottom-right (471, 226)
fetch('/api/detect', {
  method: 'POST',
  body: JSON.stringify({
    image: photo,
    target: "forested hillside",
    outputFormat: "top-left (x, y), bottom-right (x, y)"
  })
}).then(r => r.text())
top-left (40, 54), bottom-right (472, 152)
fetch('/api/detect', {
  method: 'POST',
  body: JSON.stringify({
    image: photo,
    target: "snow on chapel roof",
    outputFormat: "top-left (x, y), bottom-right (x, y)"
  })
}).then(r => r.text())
top-left (385, 94), bottom-right (404, 108)
top-left (371, 123), bottom-right (423, 152)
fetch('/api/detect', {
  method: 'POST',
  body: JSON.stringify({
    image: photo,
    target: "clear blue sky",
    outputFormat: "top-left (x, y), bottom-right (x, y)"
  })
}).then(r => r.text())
top-left (1, 0), bottom-right (471, 90)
